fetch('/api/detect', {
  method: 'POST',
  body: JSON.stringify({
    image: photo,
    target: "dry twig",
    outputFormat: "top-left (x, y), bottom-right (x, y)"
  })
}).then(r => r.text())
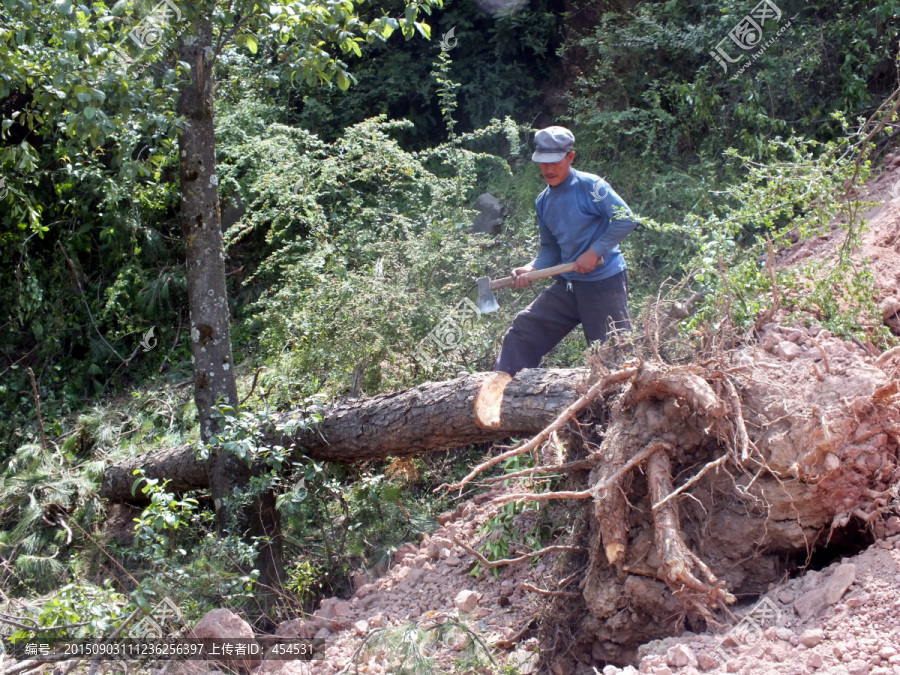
top-left (452, 535), bottom-right (584, 570)
top-left (520, 583), bottom-right (580, 598)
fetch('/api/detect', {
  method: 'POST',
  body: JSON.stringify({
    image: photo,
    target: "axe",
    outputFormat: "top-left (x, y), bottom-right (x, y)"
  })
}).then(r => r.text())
top-left (476, 259), bottom-right (602, 314)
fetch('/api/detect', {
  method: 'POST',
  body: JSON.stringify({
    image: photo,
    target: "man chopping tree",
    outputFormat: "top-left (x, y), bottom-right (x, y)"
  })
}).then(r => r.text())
top-left (494, 126), bottom-right (637, 376)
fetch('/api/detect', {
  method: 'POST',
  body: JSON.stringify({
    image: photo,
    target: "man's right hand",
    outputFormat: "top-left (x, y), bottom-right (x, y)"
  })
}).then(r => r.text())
top-left (511, 265), bottom-right (536, 289)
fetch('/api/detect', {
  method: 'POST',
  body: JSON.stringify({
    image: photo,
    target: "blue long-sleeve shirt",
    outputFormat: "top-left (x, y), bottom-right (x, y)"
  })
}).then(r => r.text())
top-left (531, 168), bottom-right (636, 281)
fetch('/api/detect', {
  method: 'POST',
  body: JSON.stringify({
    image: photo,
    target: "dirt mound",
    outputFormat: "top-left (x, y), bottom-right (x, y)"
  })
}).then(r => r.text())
top-left (263, 489), bottom-right (555, 673)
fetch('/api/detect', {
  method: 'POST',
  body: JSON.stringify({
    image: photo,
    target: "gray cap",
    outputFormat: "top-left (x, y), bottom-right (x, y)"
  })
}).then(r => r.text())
top-left (531, 126), bottom-right (575, 162)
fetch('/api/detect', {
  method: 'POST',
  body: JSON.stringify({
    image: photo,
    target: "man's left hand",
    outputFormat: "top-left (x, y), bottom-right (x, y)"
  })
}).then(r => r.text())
top-left (574, 249), bottom-right (600, 274)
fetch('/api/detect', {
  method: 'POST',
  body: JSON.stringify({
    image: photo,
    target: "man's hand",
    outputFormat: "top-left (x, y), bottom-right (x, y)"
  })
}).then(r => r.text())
top-left (574, 249), bottom-right (600, 274)
top-left (511, 264), bottom-right (536, 289)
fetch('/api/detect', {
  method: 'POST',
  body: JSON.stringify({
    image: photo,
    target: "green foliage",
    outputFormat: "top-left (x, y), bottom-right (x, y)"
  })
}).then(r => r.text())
top-left (216, 90), bottom-right (525, 400)
top-left (644, 131), bottom-right (888, 342)
top-left (131, 471), bottom-right (199, 558)
top-left (278, 0), bottom-right (562, 146)
top-left (0, 440), bottom-right (102, 595)
top-left (121, 480), bottom-right (261, 612)
top-left (470, 453), bottom-right (559, 579)
top-left (0, 0), bottom-right (446, 457)
top-left (4, 582), bottom-right (128, 643)
top-left (565, 0), bottom-right (899, 228)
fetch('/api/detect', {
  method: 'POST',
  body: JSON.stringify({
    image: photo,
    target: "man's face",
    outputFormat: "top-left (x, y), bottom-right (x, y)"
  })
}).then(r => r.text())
top-left (539, 152), bottom-right (575, 187)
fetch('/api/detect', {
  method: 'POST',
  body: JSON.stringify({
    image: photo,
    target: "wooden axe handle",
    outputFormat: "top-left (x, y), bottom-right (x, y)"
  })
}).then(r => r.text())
top-left (490, 260), bottom-right (601, 290)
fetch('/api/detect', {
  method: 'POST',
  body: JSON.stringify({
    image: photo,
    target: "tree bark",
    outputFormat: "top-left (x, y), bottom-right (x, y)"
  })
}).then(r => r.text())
top-left (176, 17), bottom-right (282, 597)
top-left (101, 368), bottom-right (590, 503)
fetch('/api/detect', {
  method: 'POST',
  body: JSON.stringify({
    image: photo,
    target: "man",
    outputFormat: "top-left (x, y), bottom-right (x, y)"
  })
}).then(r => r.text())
top-left (494, 126), bottom-right (636, 376)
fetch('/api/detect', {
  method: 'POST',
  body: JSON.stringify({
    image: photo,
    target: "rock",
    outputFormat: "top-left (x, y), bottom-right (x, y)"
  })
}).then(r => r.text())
top-left (807, 653), bottom-right (824, 669)
top-left (821, 453), bottom-right (841, 472)
top-left (650, 668), bottom-right (673, 675)
top-left (368, 614), bottom-right (385, 628)
top-left (406, 567), bottom-right (425, 585)
top-left (640, 655), bottom-right (666, 671)
top-left (825, 563), bottom-right (856, 604)
top-left (352, 620), bottom-right (369, 636)
top-left (393, 542), bottom-right (418, 565)
top-left (794, 589), bottom-right (827, 622)
top-left (697, 651), bottom-right (718, 671)
top-left (427, 537), bottom-right (453, 559)
top-left (470, 193), bottom-right (504, 235)
top-left (776, 589), bottom-right (796, 604)
top-left (802, 570), bottom-right (823, 592)
top-left (355, 583), bottom-right (374, 599)
top-left (775, 628), bottom-right (793, 641)
top-left (274, 618), bottom-right (311, 639)
top-left (885, 516), bottom-right (900, 537)
top-left (800, 629), bottom-right (825, 647)
top-left (879, 296), bottom-right (900, 319)
top-left (313, 598), bottom-right (353, 630)
top-left (795, 564), bottom-right (856, 620)
top-left (774, 341), bottom-right (803, 361)
top-left (455, 589), bottom-right (479, 613)
top-left (351, 570), bottom-right (373, 589)
top-left (190, 608), bottom-right (261, 669)
top-left (437, 510), bottom-right (454, 525)
top-left (666, 644), bottom-right (698, 668)
top-left (442, 555), bottom-right (461, 567)
top-left (847, 660), bottom-right (870, 675)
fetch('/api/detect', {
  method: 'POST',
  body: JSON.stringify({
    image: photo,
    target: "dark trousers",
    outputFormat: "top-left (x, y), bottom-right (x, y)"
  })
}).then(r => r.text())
top-left (493, 271), bottom-right (631, 376)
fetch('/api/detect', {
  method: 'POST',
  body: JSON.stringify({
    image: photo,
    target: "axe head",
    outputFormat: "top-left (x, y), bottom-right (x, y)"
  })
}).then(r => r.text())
top-left (476, 276), bottom-right (500, 314)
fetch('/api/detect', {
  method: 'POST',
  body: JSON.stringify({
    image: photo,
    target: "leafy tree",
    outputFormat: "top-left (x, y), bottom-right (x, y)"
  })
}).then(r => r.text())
top-left (1, 0), bottom-right (441, 599)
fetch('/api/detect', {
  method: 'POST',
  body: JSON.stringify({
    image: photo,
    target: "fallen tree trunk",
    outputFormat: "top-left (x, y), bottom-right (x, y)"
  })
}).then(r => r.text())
top-left (101, 368), bottom-right (589, 503)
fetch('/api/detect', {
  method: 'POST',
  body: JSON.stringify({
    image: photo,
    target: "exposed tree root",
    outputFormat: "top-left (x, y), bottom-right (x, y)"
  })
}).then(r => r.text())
top-left (451, 330), bottom-right (900, 671)
top-left (647, 450), bottom-right (736, 618)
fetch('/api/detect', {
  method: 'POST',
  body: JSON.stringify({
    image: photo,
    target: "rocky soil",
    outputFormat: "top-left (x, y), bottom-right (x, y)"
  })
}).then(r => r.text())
top-left (620, 520), bottom-right (900, 675)
top-left (173, 509), bottom-right (900, 675)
